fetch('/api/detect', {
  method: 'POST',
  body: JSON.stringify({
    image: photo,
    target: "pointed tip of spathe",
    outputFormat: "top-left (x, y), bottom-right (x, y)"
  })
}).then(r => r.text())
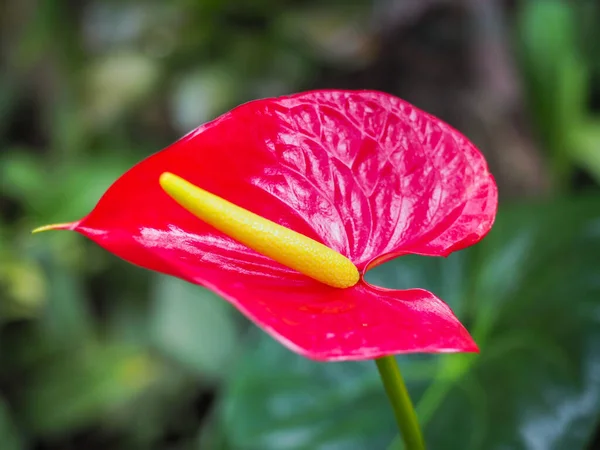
top-left (31, 222), bottom-right (77, 234)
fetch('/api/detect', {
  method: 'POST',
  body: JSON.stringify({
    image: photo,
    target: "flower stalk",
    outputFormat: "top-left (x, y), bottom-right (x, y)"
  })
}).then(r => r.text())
top-left (375, 356), bottom-right (425, 450)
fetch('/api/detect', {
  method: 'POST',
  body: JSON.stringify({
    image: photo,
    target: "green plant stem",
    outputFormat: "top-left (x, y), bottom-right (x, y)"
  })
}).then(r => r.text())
top-left (375, 356), bottom-right (425, 450)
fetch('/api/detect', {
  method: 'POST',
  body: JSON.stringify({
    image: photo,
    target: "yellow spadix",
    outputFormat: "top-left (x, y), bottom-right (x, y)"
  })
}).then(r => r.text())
top-left (159, 172), bottom-right (359, 289)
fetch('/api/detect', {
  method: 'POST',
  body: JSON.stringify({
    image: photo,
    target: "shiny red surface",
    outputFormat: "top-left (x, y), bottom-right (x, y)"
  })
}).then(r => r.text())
top-left (65, 90), bottom-right (497, 360)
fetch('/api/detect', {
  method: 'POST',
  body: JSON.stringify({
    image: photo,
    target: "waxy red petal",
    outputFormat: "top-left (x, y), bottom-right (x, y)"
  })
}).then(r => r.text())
top-left (202, 278), bottom-right (477, 361)
top-left (60, 90), bottom-right (496, 359)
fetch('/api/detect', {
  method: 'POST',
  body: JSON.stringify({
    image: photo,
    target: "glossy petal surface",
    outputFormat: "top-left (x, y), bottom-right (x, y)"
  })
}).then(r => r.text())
top-left (207, 278), bottom-right (476, 361)
top-left (60, 90), bottom-right (496, 359)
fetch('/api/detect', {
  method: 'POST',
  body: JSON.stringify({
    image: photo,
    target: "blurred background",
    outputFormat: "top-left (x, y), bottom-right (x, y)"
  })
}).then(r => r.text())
top-left (1, 0), bottom-right (600, 449)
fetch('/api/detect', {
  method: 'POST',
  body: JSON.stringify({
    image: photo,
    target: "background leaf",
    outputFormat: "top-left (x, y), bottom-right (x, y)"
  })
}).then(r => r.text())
top-left (569, 119), bottom-right (600, 184)
top-left (517, 0), bottom-right (590, 186)
top-left (221, 198), bottom-right (600, 449)
top-left (0, 398), bottom-right (23, 450)
top-left (150, 276), bottom-right (240, 380)
top-left (19, 344), bottom-right (159, 435)
top-left (221, 333), bottom-right (397, 450)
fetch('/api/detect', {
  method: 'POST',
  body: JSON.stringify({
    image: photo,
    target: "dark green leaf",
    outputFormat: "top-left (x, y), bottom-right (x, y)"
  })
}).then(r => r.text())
top-left (424, 198), bottom-right (600, 450)
top-left (221, 198), bottom-right (600, 450)
top-left (221, 333), bottom-right (397, 450)
top-left (0, 398), bottom-right (23, 450)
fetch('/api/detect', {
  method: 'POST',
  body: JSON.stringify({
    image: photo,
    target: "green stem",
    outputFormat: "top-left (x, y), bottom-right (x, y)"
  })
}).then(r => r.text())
top-left (375, 356), bottom-right (425, 450)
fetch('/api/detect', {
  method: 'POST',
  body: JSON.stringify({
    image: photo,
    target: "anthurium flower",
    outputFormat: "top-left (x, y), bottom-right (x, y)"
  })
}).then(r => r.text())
top-left (37, 90), bottom-right (497, 361)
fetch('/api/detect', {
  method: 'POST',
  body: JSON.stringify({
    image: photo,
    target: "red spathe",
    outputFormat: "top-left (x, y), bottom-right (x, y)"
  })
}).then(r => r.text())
top-left (63, 90), bottom-right (497, 360)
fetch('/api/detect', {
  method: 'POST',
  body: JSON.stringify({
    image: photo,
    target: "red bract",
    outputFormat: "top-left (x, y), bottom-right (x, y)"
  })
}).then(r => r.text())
top-left (54, 90), bottom-right (497, 361)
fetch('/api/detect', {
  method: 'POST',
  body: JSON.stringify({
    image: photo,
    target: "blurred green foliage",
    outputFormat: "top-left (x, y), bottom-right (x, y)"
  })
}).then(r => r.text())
top-left (225, 198), bottom-right (600, 450)
top-left (1, 0), bottom-right (600, 449)
top-left (517, 0), bottom-right (600, 188)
